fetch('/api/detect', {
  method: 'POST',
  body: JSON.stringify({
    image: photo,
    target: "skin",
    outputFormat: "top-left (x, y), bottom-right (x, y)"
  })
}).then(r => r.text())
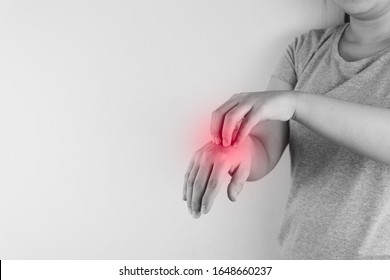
top-left (334, 0), bottom-right (390, 60)
top-left (184, 78), bottom-right (293, 218)
top-left (184, 0), bottom-right (390, 219)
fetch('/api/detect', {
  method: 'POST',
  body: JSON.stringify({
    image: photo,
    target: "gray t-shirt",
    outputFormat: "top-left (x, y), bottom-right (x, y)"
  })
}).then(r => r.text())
top-left (272, 22), bottom-right (390, 259)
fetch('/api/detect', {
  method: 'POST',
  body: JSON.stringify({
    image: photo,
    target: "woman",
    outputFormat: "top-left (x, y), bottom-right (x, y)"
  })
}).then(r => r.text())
top-left (183, 0), bottom-right (390, 259)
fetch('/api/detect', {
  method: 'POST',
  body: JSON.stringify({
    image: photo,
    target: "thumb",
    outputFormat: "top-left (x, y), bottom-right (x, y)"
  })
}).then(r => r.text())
top-left (227, 163), bottom-right (250, 202)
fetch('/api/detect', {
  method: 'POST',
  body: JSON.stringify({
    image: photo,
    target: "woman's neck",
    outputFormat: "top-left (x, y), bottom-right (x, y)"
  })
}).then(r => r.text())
top-left (348, 10), bottom-right (390, 44)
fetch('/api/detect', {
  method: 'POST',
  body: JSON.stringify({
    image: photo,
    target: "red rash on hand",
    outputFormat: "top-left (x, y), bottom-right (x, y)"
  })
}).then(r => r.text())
top-left (220, 140), bottom-right (251, 170)
top-left (186, 112), bottom-right (250, 165)
top-left (188, 111), bottom-right (243, 146)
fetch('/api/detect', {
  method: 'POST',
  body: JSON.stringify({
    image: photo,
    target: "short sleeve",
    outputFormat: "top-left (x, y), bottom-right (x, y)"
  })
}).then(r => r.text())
top-left (271, 35), bottom-right (303, 87)
top-left (270, 28), bottom-right (334, 88)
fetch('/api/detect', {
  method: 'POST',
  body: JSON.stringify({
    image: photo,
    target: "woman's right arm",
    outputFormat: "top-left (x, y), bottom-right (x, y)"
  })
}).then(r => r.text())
top-left (245, 76), bottom-right (293, 181)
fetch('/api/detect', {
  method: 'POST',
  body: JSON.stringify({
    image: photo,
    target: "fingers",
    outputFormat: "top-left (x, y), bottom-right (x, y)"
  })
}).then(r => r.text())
top-left (211, 93), bottom-right (256, 148)
top-left (183, 138), bottom-right (251, 219)
top-left (211, 96), bottom-right (239, 145)
top-left (232, 110), bottom-right (260, 147)
top-left (183, 145), bottom-right (230, 219)
top-left (201, 162), bottom-right (229, 215)
top-left (190, 162), bottom-right (213, 218)
top-left (186, 160), bottom-right (200, 215)
top-left (227, 163), bottom-right (250, 202)
top-left (183, 156), bottom-right (195, 201)
top-left (220, 104), bottom-right (252, 147)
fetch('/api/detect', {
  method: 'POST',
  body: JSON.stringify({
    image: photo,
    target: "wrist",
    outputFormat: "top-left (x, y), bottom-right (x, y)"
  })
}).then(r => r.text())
top-left (289, 91), bottom-right (306, 122)
top-left (283, 90), bottom-right (299, 121)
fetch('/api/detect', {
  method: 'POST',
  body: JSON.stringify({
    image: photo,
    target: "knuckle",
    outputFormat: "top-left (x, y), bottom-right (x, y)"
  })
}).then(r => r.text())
top-left (194, 149), bottom-right (202, 157)
top-left (194, 180), bottom-right (203, 190)
top-left (208, 179), bottom-right (217, 189)
top-left (241, 116), bottom-right (249, 125)
top-left (204, 151), bottom-right (215, 162)
top-left (242, 115), bottom-right (254, 129)
top-left (240, 118), bottom-right (249, 130)
top-left (187, 178), bottom-right (195, 187)
top-left (212, 109), bottom-right (222, 118)
top-left (224, 112), bottom-right (236, 121)
top-left (199, 152), bottom-right (208, 162)
top-left (216, 155), bottom-right (228, 165)
top-left (194, 152), bottom-right (204, 162)
top-left (203, 155), bottom-right (213, 164)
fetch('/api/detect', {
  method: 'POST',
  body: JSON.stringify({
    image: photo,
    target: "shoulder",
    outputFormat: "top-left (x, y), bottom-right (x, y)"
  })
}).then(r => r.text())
top-left (272, 24), bottom-right (345, 85)
top-left (292, 24), bottom-right (343, 54)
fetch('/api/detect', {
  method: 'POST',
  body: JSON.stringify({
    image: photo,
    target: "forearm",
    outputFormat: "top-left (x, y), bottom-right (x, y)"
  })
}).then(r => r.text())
top-left (294, 91), bottom-right (390, 165)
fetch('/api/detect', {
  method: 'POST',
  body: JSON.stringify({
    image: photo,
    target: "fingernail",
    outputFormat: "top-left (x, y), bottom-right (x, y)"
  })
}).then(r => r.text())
top-left (215, 138), bottom-right (221, 145)
top-left (223, 139), bottom-right (228, 147)
top-left (233, 142), bottom-right (238, 148)
top-left (231, 191), bottom-right (239, 202)
top-left (192, 211), bottom-right (200, 219)
top-left (188, 207), bottom-right (192, 215)
top-left (201, 205), bottom-right (206, 214)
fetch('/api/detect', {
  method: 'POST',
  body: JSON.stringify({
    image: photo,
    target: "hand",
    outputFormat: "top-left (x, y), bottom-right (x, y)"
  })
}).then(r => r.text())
top-left (183, 138), bottom-right (253, 219)
top-left (210, 90), bottom-right (296, 147)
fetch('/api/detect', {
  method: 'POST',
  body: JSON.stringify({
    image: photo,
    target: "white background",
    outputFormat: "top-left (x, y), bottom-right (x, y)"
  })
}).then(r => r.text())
top-left (3, 260), bottom-right (390, 280)
top-left (0, 0), bottom-right (341, 259)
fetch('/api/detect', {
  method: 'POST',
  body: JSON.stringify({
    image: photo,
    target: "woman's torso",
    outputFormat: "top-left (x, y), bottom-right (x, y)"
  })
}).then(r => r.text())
top-left (280, 23), bottom-right (390, 259)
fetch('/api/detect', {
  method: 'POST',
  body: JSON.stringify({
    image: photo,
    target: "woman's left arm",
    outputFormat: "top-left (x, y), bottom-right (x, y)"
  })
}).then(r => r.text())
top-left (217, 90), bottom-right (390, 166)
top-left (294, 91), bottom-right (390, 165)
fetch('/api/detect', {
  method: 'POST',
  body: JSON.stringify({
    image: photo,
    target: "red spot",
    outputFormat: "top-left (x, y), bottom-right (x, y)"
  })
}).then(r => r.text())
top-left (183, 108), bottom-right (251, 175)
